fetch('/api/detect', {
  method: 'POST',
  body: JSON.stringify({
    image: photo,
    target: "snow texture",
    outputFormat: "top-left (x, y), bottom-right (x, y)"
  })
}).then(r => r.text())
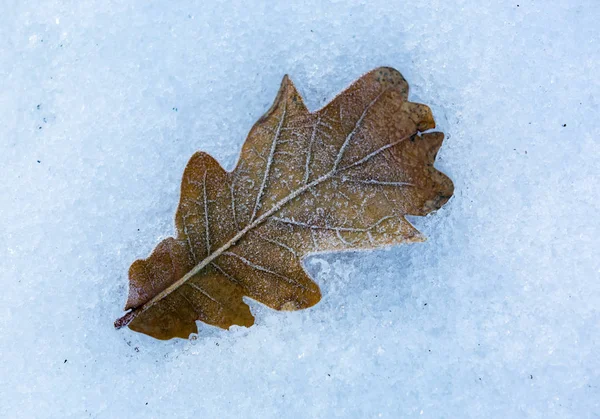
top-left (1, 0), bottom-right (598, 418)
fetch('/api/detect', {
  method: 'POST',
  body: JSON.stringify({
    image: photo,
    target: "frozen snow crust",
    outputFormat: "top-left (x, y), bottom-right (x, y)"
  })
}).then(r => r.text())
top-left (1, 1), bottom-right (598, 418)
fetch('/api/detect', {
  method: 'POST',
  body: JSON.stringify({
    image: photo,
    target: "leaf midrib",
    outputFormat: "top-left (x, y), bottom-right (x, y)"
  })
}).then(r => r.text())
top-left (116, 88), bottom-right (419, 327)
top-left (119, 134), bottom-right (416, 328)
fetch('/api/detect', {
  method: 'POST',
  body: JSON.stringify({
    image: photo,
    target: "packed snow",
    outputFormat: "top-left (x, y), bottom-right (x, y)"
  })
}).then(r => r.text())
top-left (1, 0), bottom-right (598, 417)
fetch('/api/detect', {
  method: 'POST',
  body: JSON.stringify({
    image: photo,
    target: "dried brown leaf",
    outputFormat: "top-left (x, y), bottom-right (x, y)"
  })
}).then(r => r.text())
top-left (115, 67), bottom-right (453, 340)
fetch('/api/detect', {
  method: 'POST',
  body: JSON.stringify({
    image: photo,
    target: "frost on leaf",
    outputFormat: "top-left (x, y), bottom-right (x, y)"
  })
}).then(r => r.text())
top-left (114, 67), bottom-right (454, 340)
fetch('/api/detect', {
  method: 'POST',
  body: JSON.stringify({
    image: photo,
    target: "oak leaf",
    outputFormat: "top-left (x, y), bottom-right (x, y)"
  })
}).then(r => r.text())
top-left (115, 67), bottom-right (453, 340)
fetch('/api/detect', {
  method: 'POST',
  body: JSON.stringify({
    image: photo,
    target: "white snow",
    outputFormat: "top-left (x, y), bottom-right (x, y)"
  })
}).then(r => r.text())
top-left (1, 0), bottom-right (599, 418)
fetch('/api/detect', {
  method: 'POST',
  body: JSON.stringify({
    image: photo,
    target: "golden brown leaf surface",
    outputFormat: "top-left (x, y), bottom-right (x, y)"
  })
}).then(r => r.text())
top-left (115, 67), bottom-right (453, 340)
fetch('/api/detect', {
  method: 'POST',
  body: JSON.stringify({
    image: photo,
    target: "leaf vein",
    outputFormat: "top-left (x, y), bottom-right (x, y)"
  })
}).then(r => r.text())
top-left (251, 102), bottom-right (287, 222)
top-left (222, 251), bottom-right (308, 291)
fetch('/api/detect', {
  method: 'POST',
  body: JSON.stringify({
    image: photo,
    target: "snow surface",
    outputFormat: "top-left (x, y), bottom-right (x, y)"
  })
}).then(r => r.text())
top-left (1, 0), bottom-right (599, 418)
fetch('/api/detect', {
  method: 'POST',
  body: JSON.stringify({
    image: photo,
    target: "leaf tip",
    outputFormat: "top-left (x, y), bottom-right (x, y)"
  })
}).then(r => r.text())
top-left (279, 74), bottom-right (295, 94)
top-left (370, 66), bottom-right (409, 97)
